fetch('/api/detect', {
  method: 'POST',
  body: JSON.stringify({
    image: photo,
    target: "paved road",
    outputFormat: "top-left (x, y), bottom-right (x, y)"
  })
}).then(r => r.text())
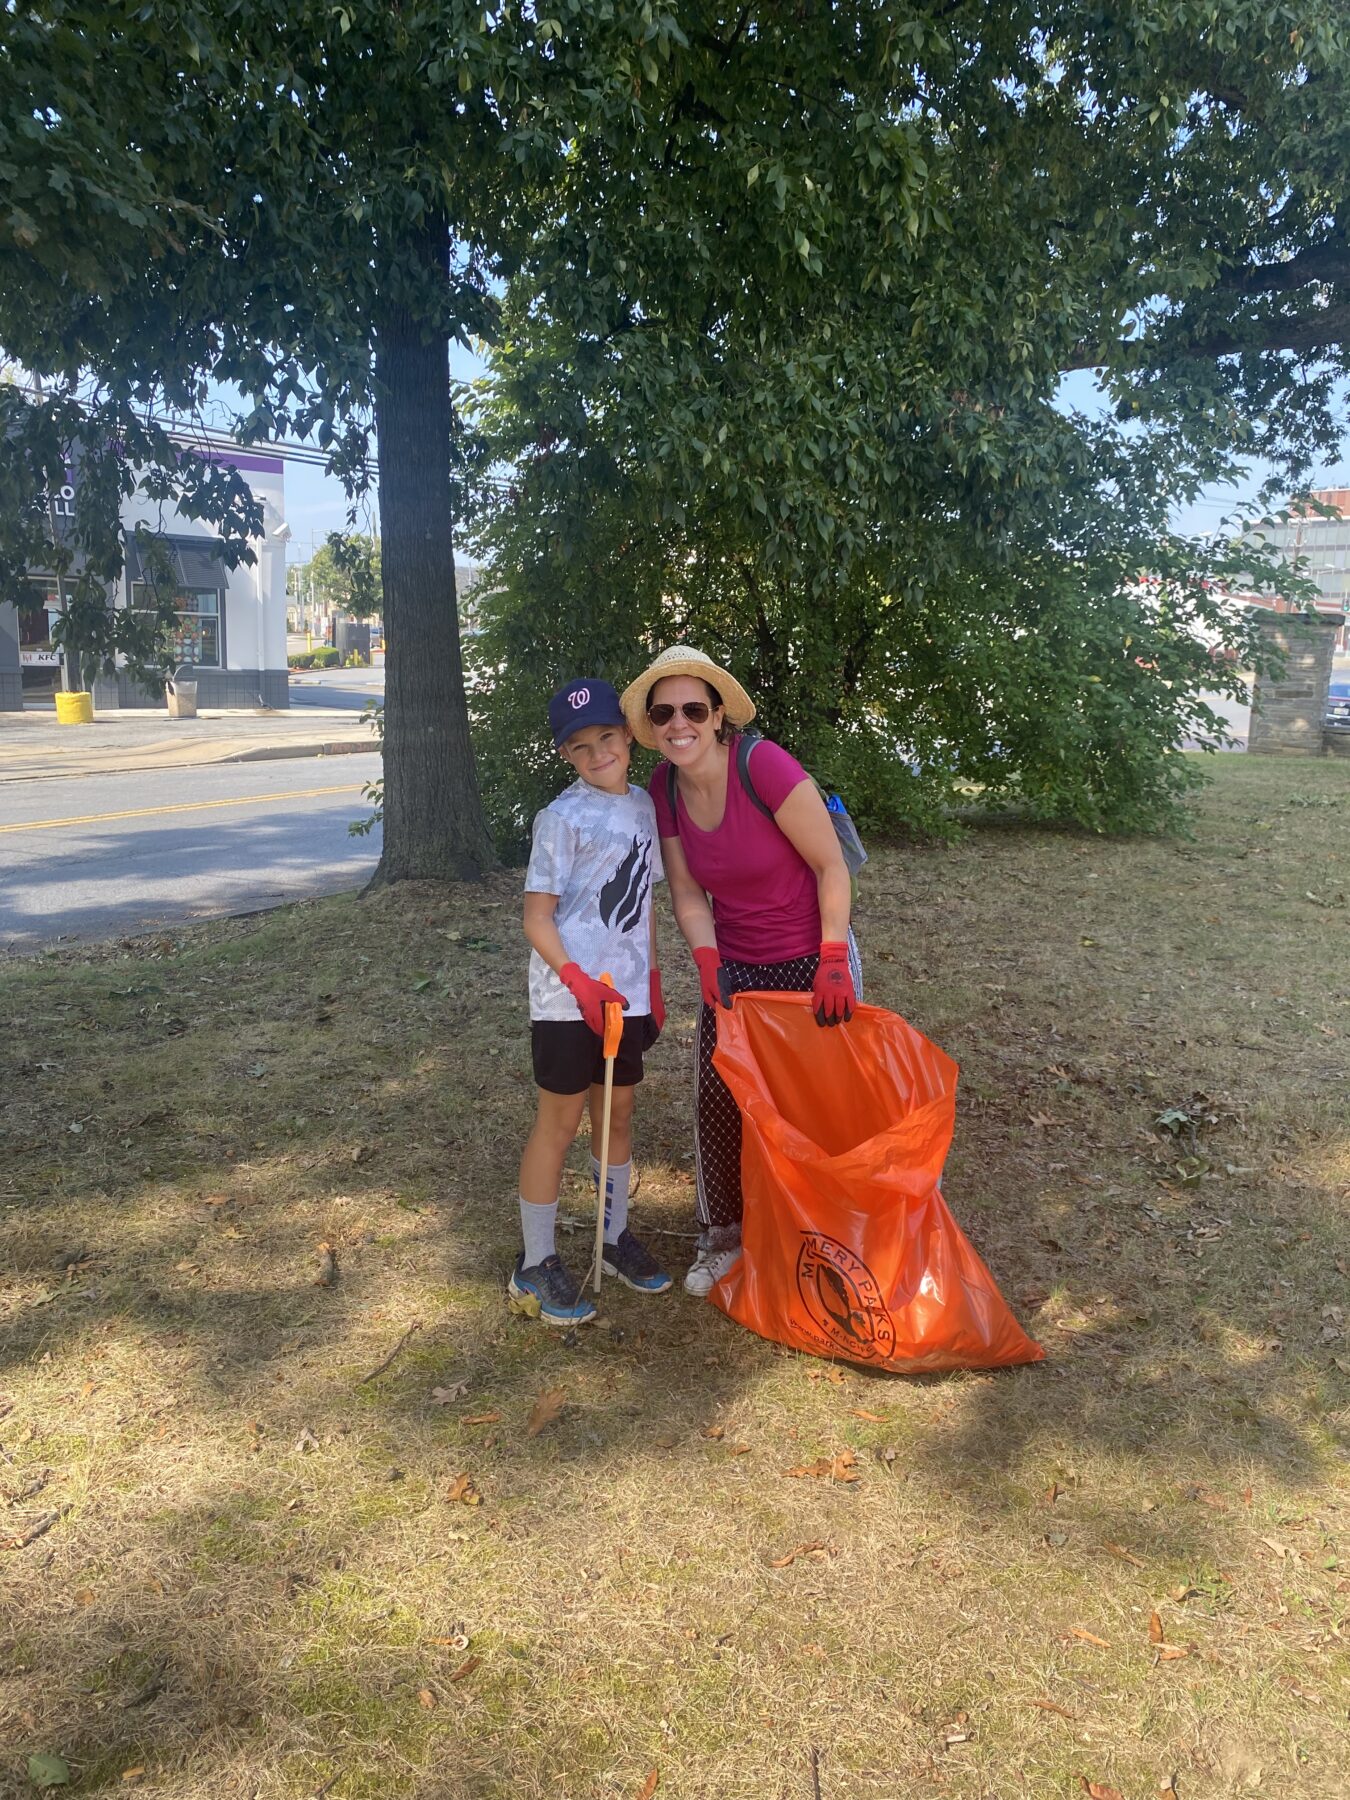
top-left (288, 667), bottom-right (385, 712)
top-left (0, 756), bottom-right (382, 953)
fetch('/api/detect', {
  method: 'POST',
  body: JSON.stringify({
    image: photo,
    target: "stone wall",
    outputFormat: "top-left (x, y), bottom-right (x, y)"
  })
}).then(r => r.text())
top-left (1247, 613), bottom-right (1341, 756)
top-left (91, 668), bottom-right (290, 711)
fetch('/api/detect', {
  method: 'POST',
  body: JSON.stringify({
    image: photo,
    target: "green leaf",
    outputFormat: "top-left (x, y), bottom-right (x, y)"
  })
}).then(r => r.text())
top-left (27, 1756), bottom-right (71, 1790)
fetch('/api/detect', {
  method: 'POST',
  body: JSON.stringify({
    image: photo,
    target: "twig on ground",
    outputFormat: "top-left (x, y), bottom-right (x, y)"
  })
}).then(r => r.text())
top-left (120, 1657), bottom-right (167, 1709)
top-left (809, 1745), bottom-right (823, 1800)
top-left (358, 1320), bottom-right (423, 1385)
top-left (313, 1772), bottom-right (341, 1799)
top-left (4, 1470), bottom-right (49, 1507)
top-left (5, 1504), bottom-right (69, 1550)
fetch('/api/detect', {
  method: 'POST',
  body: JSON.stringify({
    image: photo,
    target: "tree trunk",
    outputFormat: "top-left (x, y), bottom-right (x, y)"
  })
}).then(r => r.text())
top-left (369, 224), bottom-right (495, 885)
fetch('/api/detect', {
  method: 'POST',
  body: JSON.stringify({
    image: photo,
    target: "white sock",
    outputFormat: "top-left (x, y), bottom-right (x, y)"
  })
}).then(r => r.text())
top-left (592, 1156), bottom-right (631, 1245)
top-left (520, 1197), bottom-right (557, 1267)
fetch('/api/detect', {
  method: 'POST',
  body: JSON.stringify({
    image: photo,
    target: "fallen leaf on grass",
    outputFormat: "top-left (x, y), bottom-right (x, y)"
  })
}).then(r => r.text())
top-left (1079, 1780), bottom-right (1123, 1800)
top-left (417, 1688), bottom-right (437, 1710)
top-left (1069, 1628), bottom-right (1110, 1648)
top-left (526, 1387), bottom-right (567, 1437)
top-left (728, 1443), bottom-right (751, 1456)
top-left (807, 1366), bottom-right (845, 1385)
top-left (767, 1540), bottom-right (834, 1568)
top-left (121, 1768), bottom-right (146, 1785)
top-left (445, 1474), bottom-right (481, 1507)
top-left (1259, 1536), bottom-right (1291, 1560)
top-left (508, 1290), bottom-right (541, 1318)
top-left (431, 1382), bottom-right (470, 1406)
top-left (1103, 1542), bottom-right (1146, 1568)
top-left (315, 1242), bottom-right (338, 1287)
top-left (27, 1754), bottom-right (71, 1788)
top-left (79, 1379), bottom-right (99, 1401)
top-left (635, 1772), bottom-right (659, 1800)
top-left (73, 1588), bottom-right (94, 1607)
top-left (1030, 1698), bottom-right (1079, 1720)
top-left (786, 1451), bottom-right (860, 1483)
top-left (448, 1656), bottom-right (481, 1682)
top-left (1148, 1612), bottom-right (1164, 1644)
top-left (847, 1408), bottom-right (888, 1422)
top-left (1155, 1644), bottom-right (1190, 1661)
top-left (461, 1412), bottom-right (501, 1426)
top-left (701, 1424), bottom-right (725, 1440)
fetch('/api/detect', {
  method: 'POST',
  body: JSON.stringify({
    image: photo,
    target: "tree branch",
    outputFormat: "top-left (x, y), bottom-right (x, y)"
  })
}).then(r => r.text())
top-left (1063, 300), bottom-right (1350, 371)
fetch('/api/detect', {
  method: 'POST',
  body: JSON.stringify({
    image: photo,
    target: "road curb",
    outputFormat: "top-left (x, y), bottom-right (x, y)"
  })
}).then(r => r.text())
top-left (224, 740), bottom-right (376, 764)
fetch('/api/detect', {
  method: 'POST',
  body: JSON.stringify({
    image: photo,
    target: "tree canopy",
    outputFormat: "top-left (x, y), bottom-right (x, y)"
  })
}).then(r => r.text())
top-left (2, 3), bottom-right (1346, 865)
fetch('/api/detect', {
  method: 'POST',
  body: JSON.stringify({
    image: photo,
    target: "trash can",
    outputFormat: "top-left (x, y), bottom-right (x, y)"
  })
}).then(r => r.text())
top-left (334, 620), bottom-right (371, 664)
top-left (166, 674), bottom-right (198, 719)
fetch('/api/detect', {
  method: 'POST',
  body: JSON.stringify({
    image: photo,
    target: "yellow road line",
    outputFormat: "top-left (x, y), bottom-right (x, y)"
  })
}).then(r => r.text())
top-left (0, 783), bottom-right (366, 836)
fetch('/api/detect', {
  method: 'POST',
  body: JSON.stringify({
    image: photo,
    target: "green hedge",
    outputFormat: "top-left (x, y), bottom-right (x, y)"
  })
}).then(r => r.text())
top-left (288, 647), bottom-right (341, 670)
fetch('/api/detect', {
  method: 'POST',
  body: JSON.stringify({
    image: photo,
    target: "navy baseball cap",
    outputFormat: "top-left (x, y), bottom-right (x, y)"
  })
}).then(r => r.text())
top-left (548, 677), bottom-right (628, 748)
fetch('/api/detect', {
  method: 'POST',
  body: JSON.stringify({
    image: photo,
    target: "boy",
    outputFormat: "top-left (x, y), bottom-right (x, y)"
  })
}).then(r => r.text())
top-left (511, 677), bottom-right (672, 1325)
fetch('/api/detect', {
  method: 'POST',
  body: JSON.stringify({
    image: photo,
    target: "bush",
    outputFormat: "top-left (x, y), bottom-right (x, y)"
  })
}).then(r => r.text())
top-left (287, 651), bottom-right (315, 669)
top-left (289, 646), bottom-right (341, 670)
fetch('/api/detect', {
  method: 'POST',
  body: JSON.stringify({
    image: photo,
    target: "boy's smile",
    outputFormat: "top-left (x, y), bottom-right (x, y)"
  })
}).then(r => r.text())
top-left (559, 722), bottom-right (632, 793)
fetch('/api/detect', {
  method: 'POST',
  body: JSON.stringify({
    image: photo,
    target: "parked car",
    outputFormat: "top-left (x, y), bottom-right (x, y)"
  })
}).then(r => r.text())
top-left (1326, 675), bottom-right (1350, 732)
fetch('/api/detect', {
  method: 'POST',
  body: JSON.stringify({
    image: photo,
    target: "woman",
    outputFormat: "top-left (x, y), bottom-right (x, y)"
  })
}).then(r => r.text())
top-left (619, 645), bottom-right (862, 1296)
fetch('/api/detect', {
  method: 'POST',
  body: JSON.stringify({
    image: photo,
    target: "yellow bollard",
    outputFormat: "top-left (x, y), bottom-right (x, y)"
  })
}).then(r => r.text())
top-left (54, 691), bottom-right (94, 725)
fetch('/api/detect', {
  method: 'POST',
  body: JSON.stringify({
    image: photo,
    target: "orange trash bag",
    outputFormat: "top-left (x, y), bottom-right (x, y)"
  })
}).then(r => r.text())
top-left (708, 992), bottom-right (1044, 1374)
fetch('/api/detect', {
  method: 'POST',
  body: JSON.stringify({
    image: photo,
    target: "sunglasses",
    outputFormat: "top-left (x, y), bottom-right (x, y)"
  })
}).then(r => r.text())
top-left (646, 701), bottom-right (712, 726)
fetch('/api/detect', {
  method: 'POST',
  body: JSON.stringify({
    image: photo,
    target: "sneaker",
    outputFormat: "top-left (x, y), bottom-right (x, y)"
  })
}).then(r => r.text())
top-left (602, 1228), bottom-right (672, 1294)
top-left (683, 1243), bottom-right (743, 1298)
top-left (508, 1253), bottom-right (598, 1327)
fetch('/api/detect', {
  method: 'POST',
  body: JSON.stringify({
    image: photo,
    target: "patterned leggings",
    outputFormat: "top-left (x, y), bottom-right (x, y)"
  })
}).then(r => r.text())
top-left (693, 937), bottom-right (864, 1234)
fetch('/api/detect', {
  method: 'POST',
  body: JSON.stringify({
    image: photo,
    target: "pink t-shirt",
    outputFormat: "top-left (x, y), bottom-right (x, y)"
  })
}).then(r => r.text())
top-left (649, 735), bottom-right (819, 964)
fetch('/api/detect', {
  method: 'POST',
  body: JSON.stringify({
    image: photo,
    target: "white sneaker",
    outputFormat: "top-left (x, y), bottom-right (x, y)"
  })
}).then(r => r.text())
top-left (684, 1244), bottom-right (742, 1297)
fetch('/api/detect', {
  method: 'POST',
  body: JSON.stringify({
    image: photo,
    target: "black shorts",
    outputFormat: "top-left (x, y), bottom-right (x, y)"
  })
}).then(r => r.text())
top-left (531, 1016), bottom-right (654, 1095)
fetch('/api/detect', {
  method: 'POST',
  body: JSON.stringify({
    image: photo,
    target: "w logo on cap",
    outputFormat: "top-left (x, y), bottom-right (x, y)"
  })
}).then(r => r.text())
top-left (569, 686), bottom-right (590, 709)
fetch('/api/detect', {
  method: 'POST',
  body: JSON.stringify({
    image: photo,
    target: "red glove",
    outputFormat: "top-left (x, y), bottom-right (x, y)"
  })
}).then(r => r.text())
top-left (649, 969), bottom-right (666, 1035)
top-left (559, 963), bottom-right (629, 1037)
top-left (812, 941), bottom-right (855, 1027)
top-left (692, 946), bottom-right (725, 1009)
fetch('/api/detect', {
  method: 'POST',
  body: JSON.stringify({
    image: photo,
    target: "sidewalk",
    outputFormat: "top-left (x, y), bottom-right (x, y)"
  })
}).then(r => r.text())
top-left (0, 703), bottom-right (378, 783)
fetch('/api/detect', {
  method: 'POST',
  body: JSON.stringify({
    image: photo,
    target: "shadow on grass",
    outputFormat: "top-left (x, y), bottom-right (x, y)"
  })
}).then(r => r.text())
top-left (2, 760), bottom-right (1348, 1795)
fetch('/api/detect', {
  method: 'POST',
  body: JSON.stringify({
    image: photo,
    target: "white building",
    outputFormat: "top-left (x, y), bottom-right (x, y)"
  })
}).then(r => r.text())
top-left (0, 443), bottom-right (291, 711)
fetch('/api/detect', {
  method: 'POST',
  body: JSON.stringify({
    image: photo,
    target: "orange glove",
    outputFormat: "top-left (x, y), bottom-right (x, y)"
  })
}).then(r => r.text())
top-left (559, 963), bottom-right (629, 1036)
top-left (812, 941), bottom-right (855, 1027)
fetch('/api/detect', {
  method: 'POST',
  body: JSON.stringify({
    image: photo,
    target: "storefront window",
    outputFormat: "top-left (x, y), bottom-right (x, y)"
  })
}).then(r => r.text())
top-left (131, 584), bottom-right (222, 666)
top-left (20, 577), bottom-right (64, 693)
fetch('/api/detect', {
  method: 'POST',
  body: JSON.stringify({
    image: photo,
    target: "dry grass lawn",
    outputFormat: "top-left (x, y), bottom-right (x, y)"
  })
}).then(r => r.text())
top-left (1, 755), bottom-right (1347, 1800)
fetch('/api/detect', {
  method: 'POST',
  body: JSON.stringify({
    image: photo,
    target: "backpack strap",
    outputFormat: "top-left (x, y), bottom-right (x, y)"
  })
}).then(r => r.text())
top-left (735, 731), bottom-right (774, 821)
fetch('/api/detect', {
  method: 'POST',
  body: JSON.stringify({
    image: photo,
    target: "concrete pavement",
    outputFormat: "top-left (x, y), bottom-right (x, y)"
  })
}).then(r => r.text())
top-left (0, 701), bottom-right (378, 785)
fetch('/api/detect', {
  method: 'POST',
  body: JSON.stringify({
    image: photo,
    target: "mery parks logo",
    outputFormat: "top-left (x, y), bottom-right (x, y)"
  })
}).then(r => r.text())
top-left (796, 1232), bottom-right (896, 1363)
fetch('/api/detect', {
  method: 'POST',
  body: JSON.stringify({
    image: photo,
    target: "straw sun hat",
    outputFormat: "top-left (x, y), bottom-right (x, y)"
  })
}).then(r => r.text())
top-left (619, 645), bottom-right (757, 750)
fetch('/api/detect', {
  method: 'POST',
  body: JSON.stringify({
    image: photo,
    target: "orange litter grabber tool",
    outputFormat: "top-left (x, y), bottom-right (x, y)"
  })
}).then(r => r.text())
top-left (592, 972), bottom-right (625, 1296)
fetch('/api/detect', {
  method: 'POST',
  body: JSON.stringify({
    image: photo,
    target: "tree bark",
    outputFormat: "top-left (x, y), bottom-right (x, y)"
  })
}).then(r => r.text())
top-left (369, 222), bottom-right (495, 886)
